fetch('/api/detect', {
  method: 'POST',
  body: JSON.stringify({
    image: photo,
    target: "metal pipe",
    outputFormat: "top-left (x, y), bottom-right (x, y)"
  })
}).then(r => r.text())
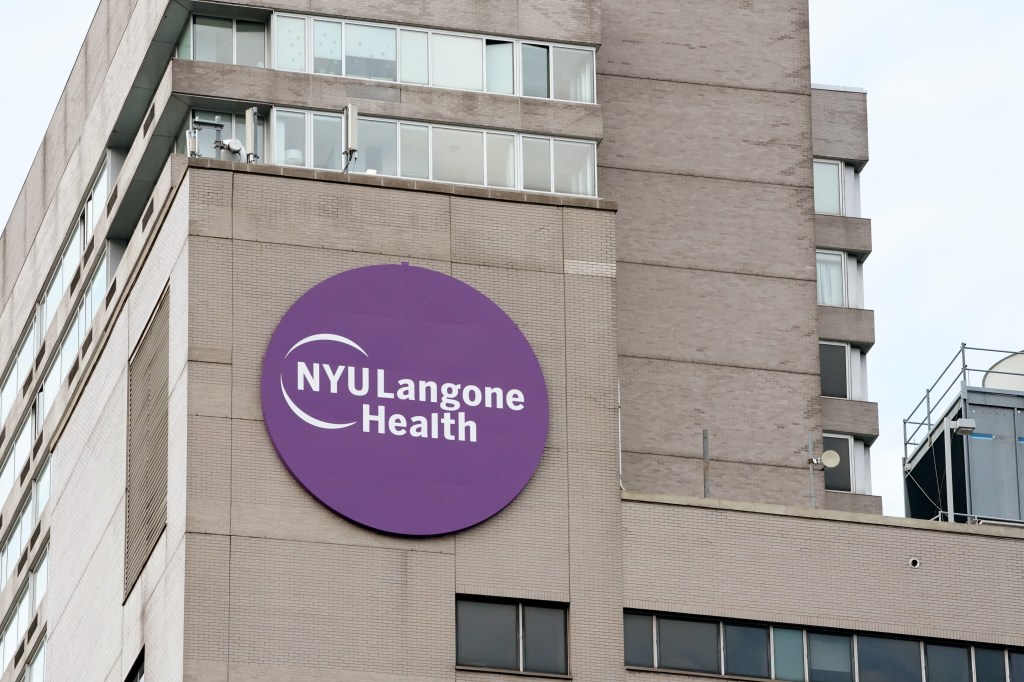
top-left (702, 429), bottom-right (710, 498)
top-left (943, 417), bottom-right (955, 523)
top-left (808, 433), bottom-right (817, 509)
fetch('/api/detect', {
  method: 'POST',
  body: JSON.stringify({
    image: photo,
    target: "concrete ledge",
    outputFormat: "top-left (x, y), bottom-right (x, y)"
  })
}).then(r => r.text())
top-left (815, 214), bottom-right (871, 257)
top-left (818, 305), bottom-right (875, 350)
top-left (187, 157), bottom-right (618, 211)
top-left (812, 88), bottom-right (869, 166)
top-left (824, 490), bottom-right (883, 515)
top-left (620, 491), bottom-right (1024, 539)
top-left (821, 397), bottom-right (879, 443)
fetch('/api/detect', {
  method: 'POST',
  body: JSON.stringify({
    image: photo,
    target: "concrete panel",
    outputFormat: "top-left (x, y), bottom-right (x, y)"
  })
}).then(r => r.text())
top-left (812, 87), bottom-right (870, 164)
top-left (598, 75), bottom-right (812, 187)
top-left (620, 357), bottom-right (821, 467)
top-left (623, 498), bottom-right (1024, 646)
top-left (618, 263), bottom-right (819, 374)
top-left (821, 397), bottom-right (879, 443)
top-left (818, 305), bottom-right (875, 350)
top-left (607, 168), bottom-right (815, 279)
top-left (815, 213), bottom-right (872, 257)
top-left (450, 197), bottom-right (564, 274)
top-left (824, 490), bottom-right (883, 515)
top-left (599, 0), bottom-right (809, 93)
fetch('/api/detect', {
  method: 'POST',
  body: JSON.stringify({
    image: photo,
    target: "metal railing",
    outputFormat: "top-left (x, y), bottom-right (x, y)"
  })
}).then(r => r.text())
top-left (903, 344), bottom-right (1024, 460)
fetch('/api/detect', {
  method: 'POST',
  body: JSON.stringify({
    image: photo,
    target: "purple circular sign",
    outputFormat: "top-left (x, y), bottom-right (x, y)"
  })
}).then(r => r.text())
top-left (260, 264), bottom-right (549, 536)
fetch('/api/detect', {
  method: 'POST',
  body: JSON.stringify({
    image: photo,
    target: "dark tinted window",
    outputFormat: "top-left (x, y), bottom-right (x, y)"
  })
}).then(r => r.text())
top-left (977, 647), bottom-right (1007, 682)
top-left (658, 617), bottom-right (719, 674)
top-left (523, 604), bottom-right (567, 674)
top-left (857, 636), bottom-right (921, 682)
top-left (820, 343), bottom-right (848, 398)
top-left (1011, 651), bottom-right (1024, 682)
top-left (456, 600), bottom-right (517, 670)
top-left (624, 613), bottom-right (654, 667)
top-left (808, 632), bottom-right (852, 682)
top-left (926, 644), bottom-right (970, 682)
top-left (774, 628), bottom-right (805, 682)
top-left (724, 624), bottom-right (769, 678)
top-left (823, 435), bottom-right (852, 492)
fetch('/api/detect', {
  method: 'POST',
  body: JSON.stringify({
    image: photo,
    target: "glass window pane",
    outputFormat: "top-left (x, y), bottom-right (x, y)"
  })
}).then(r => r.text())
top-left (819, 343), bottom-right (848, 399)
top-left (400, 124), bottom-right (429, 179)
top-left (275, 111), bottom-right (307, 167)
top-left (62, 223), bottom-right (83, 290)
top-left (193, 16), bottom-right (233, 64)
top-left (926, 644), bottom-right (970, 682)
top-left (456, 600), bottom-right (518, 670)
top-left (194, 110), bottom-right (229, 158)
top-left (236, 21), bottom-right (266, 67)
top-left (41, 359), bottom-right (60, 420)
top-left (1011, 651), bottom-right (1024, 682)
top-left (522, 44), bottom-right (549, 98)
top-left (354, 120), bottom-right (397, 176)
top-left (43, 270), bottom-right (62, 332)
top-left (312, 20), bottom-right (343, 75)
top-left (1, 373), bottom-right (14, 425)
top-left (552, 47), bottom-right (594, 102)
top-left (817, 251), bottom-right (845, 306)
top-left (346, 24), bottom-right (396, 81)
top-left (90, 161), bottom-right (109, 229)
top-left (276, 16), bottom-right (306, 72)
top-left (774, 628), bottom-right (805, 682)
top-left (522, 137), bottom-right (551, 192)
top-left (814, 160), bottom-right (842, 214)
top-left (432, 128), bottom-right (484, 185)
top-left (16, 334), bottom-right (33, 386)
top-left (60, 319), bottom-right (80, 381)
top-left (658, 617), bottom-right (719, 674)
top-left (857, 636), bottom-right (921, 682)
top-left (311, 115), bottom-right (344, 171)
top-left (14, 418), bottom-right (31, 472)
top-left (33, 554), bottom-right (46, 609)
top-left (523, 605), bottom-right (567, 675)
top-left (808, 632), bottom-right (852, 682)
top-left (431, 34), bottom-right (483, 91)
top-left (399, 30), bottom-right (428, 85)
top-left (0, 460), bottom-right (12, 516)
top-left (976, 648), bottom-right (1007, 682)
top-left (486, 133), bottom-right (515, 189)
top-left (724, 624), bottom-right (769, 678)
top-left (823, 436), bottom-right (852, 492)
top-left (485, 40), bottom-right (514, 94)
top-left (553, 140), bottom-right (596, 196)
top-left (176, 18), bottom-right (192, 59)
top-left (89, 256), bottom-right (108, 324)
top-left (624, 613), bottom-right (654, 668)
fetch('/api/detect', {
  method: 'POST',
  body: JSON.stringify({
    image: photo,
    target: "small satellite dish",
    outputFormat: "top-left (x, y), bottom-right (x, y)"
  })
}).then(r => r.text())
top-left (821, 450), bottom-right (841, 469)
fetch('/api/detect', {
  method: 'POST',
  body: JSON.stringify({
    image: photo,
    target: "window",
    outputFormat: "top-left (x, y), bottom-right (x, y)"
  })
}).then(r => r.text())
top-left (126, 649), bottom-right (144, 682)
top-left (189, 110), bottom-right (265, 161)
top-left (399, 123), bottom-right (429, 179)
top-left (552, 46), bottom-right (595, 102)
top-left (193, 17), bottom-right (232, 64)
top-left (624, 612), bottom-right (721, 674)
top-left (808, 632), bottom-right (853, 682)
top-left (774, 628), bottom-right (806, 682)
top-left (275, 110), bottom-right (308, 167)
top-left (1012, 652), bottom-right (1024, 682)
top-left (553, 139), bottom-right (596, 196)
top-left (522, 44), bottom-right (550, 98)
top-left (345, 23), bottom-right (396, 81)
top-left (432, 128), bottom-right (484, 185)
top-left (816, 250), bottom-right (846, 306)
top-left (399, 30), bottom-right (428, 84)
top-left (312, 19), bottom-right (343, 75)
top-left (823, 434), bottom-right (852, 493)
top-left (0, 460), bottom-right (51, 596)
top-left (485, 40), bottom-right (514, 94)
top-left (813, 160), bottom-right (843, 215)
top-left (725, 623), bottom-right (770, 678)
top-left (353, 120), bottom-right (397, 176)
top-left (857, 636), bottom-right (922, 682)
top-left (819, 342), bottom-right (849, 399)
top-left (522, 137), bottom-right (552, 192)
top-left (926, 643), bottom-right (970, 682)
top-left (456, 597), bottom-right (568, 675)
top-left (25, 639), bottom-right (45, 682)
top-left (431, 34), bottom-right (483, 91)
top-left (276, 16), bottom-right (307, 72)
top-left (977, 648), bottom-right (1008, 682)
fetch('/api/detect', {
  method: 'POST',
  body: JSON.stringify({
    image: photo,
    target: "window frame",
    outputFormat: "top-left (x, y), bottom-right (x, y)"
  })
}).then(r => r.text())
top-left (184, 15), bottom-right (268, 67)
top-left (456, 596), bottom-right (570, 676)
top-left (816, 249), bottom-right (847, 307)
top-left (819, 341), bottom-right (851, 400)
top-left (268, 12), bottom-right (596, 102)
top-left (813, 158), bottom-right (844, 216)
top-left (822, 432), bottom-right (855, 494)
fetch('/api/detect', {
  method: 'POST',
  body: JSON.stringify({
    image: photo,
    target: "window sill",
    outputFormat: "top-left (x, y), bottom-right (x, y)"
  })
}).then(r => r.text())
top-left (456, 665), bottom-right (571, 679)
top-left (625, 665), bottom-right (772, 681)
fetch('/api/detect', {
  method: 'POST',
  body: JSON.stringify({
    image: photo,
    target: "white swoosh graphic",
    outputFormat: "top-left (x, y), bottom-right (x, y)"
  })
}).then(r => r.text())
top-left (285, 333), bottom-right (368, 358)
top-left (279, 332), bottom-right (367, 430)
top-left (280, 376), bottom-right (356, 430)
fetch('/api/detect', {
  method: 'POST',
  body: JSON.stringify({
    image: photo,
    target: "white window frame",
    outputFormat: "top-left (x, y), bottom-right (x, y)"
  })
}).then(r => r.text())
top-left (185, 15), bottom-right (268, 67)
top-left (269, 12), bottom-right (596, 102)
top-left (816, 249), bottom-right (847, 307)
top-left (819, 341), bottom-right (851, 400)
top-left (813, 158), bottom-right (844, 216)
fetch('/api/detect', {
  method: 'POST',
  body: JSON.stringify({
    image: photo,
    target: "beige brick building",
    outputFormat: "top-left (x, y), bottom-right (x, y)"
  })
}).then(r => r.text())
top-left (0, 1), bottom-right (1020, 681)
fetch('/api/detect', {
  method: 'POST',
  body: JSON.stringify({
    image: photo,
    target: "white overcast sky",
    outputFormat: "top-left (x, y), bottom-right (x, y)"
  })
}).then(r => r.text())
top-left (3, 2), bottom-right (1023, 516)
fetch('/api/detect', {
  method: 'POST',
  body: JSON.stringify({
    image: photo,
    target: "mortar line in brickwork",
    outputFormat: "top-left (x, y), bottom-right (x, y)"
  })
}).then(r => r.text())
top-left (595, 71), bottom-right (812, 98)
top-left (623, 449), bottom-right (819, 471)
top-left (620, 354), bottom-right (821, 377)
top-left (597, 164), bottom-right (814, 190)
top-left (218, 530), bottom-right (455, 557)
top-left (559, 206), bottom-right (572, 600)
top-left (617, 259), bottom-right (817, 285)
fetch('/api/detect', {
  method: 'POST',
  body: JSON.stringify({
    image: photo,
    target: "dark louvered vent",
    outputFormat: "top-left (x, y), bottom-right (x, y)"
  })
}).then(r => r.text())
top-left (124, 292), bottom-right (169, 599)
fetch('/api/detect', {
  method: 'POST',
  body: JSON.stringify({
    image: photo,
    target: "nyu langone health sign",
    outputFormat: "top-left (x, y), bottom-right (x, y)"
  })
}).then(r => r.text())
top-left (260, 264), bottom-right (549, 536)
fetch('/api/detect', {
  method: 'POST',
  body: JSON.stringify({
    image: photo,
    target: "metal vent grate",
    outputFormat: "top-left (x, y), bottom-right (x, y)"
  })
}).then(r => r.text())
top-left (124, 292), bottom-right (169, 600)
top-left (347, 83), bottom-right (401, 102)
